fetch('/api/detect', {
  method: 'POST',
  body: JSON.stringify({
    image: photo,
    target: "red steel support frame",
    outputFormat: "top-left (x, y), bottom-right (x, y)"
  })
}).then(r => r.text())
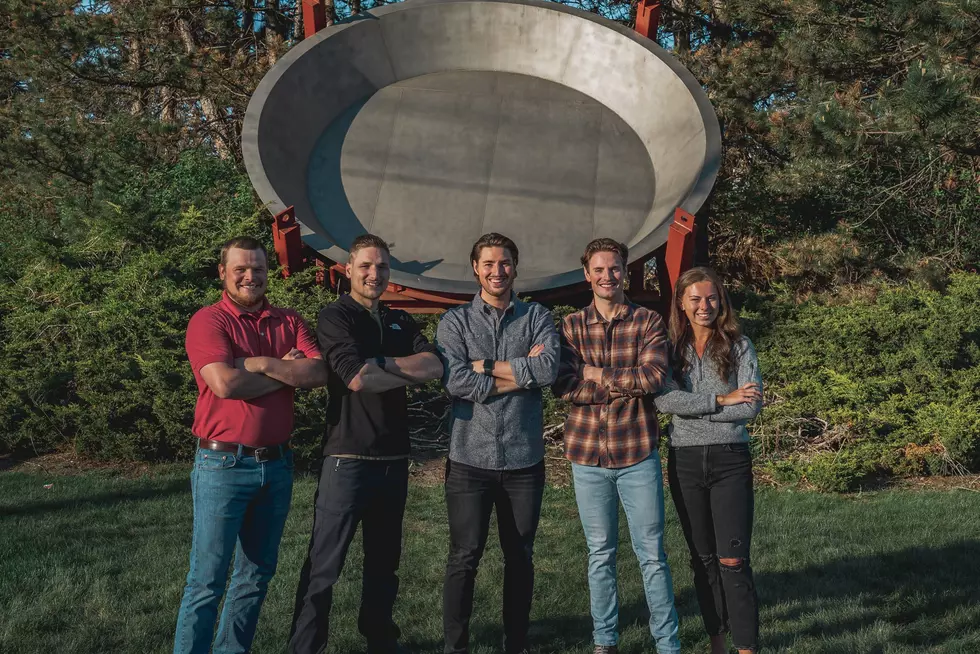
top-left (272, 206), bottom-right (305, 277)
top-left (634, 0), bottom-right (662, 39)
top-left (302, 0), bottom-right (328, 39)
top-left (661, 208), bottom-right (697, 310)
top-left (274, 0), bottom-right (697, 312)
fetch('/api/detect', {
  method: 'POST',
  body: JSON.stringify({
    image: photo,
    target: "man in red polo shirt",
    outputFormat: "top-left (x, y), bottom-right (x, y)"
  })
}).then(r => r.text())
top-left (174, 237), bottom-right (327, 654)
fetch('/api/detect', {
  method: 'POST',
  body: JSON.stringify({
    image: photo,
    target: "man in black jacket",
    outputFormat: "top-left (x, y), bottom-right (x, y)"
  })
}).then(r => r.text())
top-left (288, 234), bottom-right (444, 654)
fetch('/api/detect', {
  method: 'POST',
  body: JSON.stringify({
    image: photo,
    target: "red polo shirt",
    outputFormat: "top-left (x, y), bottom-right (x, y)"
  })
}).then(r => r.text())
top-left (185, 293), bottom-right (321, 447)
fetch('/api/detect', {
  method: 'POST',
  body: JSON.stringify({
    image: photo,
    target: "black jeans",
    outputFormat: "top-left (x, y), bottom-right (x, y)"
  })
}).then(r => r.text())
top-left (288, 457), bottom-right (409, 654)
top-left (443, 458), bottom-right (545, 654)
top-left (668, 444), bottom-right (759, 651)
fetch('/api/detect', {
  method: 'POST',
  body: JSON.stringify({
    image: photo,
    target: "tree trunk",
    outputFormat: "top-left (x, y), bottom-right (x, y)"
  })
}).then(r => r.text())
top-left (672, 0), bottom-right (690, 52)
top-left (176, 16), bottom-right (232, 159)
top-left (129, 37), bottom-right (145, 116)
top-left (292, 0), bottom-right (303, 42)
top-left (160, 86), bottom-right (177, 124)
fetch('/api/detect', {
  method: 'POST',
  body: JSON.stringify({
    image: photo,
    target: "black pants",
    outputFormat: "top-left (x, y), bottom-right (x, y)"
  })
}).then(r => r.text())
top-left (442, 459), bottom-right (545, 654)
top-left (668, 444), bottom-right (759, 651)
top-left (288, 456), bottom-right (409, 654)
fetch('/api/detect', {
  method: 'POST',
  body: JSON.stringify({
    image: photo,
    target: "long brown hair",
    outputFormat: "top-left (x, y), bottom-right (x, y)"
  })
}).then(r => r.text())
top-left (668, 267), bottom-right (742, 380)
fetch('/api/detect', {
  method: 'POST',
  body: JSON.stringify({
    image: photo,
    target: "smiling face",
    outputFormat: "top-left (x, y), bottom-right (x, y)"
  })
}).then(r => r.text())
top-left (680, 280), bottom-right (720, 328)
top-left (584, 250), bottom-right (625, 303)
top-left (219, 247), bottom-right (268, 311)
top-left (346, 246), bottom-right (390, 304)
top-left (473, 246), bottom-right (517, 300)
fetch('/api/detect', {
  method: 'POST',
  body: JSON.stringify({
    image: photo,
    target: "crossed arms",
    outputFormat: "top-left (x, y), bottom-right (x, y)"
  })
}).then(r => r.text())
top-left (318, 309), bottom-right (443, 394)
top-left (200, 348), bottom-right (328, 400)
top-left (552, 314), bottom-right (669, 405)
top-left (437, 307), bottom-right (560, 404)
top-left (653, 340), bottom-right (764, 422)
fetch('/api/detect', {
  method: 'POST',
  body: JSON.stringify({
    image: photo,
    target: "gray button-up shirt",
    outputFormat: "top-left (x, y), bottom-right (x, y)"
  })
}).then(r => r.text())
top-left (436, 293), bottom-right (560, 470)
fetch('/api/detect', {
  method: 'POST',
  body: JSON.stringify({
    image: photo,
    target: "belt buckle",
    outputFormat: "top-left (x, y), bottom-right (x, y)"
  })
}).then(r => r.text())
top-left (253, 447), bottom-right (270, 463)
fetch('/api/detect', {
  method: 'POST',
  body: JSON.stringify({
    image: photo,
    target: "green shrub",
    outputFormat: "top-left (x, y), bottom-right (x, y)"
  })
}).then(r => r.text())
top-left (0, 150), bottom-right (332, 460)
top-left (3, 147), bottom-right (978, 491)
top-left (743, 272), bottom-right (980, 489)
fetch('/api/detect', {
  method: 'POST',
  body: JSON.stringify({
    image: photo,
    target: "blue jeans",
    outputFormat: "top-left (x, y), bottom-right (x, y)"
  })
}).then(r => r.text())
top-left (174, 447), bottom-right (294, 654)
top-left (572, 454), bottom-right (680, 653)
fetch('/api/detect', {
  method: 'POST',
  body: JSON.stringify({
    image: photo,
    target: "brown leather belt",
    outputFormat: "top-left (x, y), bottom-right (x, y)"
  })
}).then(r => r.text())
top-left (198, 438), bottom-right (291, 463)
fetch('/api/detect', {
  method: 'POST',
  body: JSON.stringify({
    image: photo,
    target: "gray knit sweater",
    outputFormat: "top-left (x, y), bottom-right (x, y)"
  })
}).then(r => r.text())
top-left (653, 337), bottom-right (763, 447)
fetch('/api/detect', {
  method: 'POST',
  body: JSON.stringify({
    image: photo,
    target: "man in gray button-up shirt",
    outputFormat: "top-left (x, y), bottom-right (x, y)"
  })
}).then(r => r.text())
top-left (437, 233), bottom-right (559, 654)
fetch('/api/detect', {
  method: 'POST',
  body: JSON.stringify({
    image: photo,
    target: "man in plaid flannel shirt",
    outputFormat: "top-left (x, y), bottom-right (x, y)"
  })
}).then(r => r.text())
top-left (553, 238), bottom-right (681, 654)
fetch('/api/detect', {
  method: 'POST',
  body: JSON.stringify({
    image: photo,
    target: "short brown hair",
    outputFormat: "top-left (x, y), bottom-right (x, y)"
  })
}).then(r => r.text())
top-left (581, 238), bottom-right (628, 268)
top-left (470, 233), bottom-right (519, 268)
top-left (220, 237), bottom-right (267, 265)
top-left (349, 234), bottom-right (390, 261)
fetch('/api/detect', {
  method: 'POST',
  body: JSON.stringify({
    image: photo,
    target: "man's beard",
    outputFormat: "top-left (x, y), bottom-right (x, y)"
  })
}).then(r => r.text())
top-left (227, 283), bottom-right (265, 307)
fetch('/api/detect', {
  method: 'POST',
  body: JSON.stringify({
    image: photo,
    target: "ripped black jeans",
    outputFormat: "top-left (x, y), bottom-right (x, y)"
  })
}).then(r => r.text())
top-left (668, 443), bottom-right (759, 651)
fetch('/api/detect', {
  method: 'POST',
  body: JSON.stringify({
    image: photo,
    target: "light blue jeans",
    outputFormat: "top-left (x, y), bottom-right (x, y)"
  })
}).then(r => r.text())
top-left (174, 446), bottom-right (294, 654)
top-left (572, 454), bottom-right (681, 653)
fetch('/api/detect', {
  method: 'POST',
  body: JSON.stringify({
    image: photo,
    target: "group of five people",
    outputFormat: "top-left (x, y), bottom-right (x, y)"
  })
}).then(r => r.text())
top-left (175, 231), bottom-right (763, 654)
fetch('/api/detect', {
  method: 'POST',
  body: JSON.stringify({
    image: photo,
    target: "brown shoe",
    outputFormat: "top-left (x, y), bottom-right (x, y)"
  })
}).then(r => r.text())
top-left (593, 646), bottom-right (618, 654)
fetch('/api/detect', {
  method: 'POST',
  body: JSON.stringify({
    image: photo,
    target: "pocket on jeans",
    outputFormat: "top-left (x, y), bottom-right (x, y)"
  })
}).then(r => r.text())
top-left (725, 442), bottom-right (751, 453)
top-left (195, 450), bottom-right (238, 470)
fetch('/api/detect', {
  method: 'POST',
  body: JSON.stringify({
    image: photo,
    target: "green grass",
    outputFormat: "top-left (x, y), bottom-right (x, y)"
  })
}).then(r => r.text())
top-left (1, 467), bottom-right (979, 653)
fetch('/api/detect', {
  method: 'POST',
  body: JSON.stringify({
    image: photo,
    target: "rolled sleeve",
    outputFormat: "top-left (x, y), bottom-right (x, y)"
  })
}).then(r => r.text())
top-left (292, 313), bottom-right (322, 359)
top-left (317, 306), bottom-right (365, 387)
top-left (437, 311), bottom-right (494, 403)
top-left (518, 306), bottom-right (560, 388)
top-left (185, 309), bottom-right (233, 374)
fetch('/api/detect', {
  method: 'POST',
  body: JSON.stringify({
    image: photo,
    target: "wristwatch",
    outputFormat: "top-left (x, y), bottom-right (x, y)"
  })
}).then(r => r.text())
top-left (482, 359), bottom-right (495, 377)
top-left (375, 356), bottom-right (387, 371)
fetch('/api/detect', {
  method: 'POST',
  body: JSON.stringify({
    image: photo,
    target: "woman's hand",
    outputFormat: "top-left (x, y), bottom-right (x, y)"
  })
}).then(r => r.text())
top-left (717, 383), bottom-right (762, 406)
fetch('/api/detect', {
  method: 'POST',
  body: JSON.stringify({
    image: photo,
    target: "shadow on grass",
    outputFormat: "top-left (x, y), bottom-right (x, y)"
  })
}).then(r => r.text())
top-left (512, 540), bottom-right (980, 652)
top-left (0, 477), bottom-right (189, 517)
top-left (755, 539), bottom-right (980, 650)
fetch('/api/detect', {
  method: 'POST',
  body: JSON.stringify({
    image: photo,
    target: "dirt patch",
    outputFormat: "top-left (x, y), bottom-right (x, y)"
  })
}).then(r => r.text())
top-left (409, 453), bottom-right (448, 486)
top-left (890, 474), bottom-right (980, 492)
top-left (0, 452), bottom-right (157, 478)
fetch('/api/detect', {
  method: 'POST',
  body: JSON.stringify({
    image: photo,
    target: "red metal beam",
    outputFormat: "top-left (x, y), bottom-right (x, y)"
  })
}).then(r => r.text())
top-left (302, 0), bottom-right (327, 39)
top-left (272, 206), bottom-right (306, 277)
top-left (634, 0), bottom-right (662, 40)
top-left (662, 207), bottom-right (697, 310)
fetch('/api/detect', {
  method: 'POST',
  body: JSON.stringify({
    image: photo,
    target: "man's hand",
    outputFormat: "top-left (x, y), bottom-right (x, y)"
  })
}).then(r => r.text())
top-left (717, 383), bottom-right (762, 407)
top-left (608, 388), bottom-right (642, 401)
top-left (582, 365), bottom-right (603, 384)
top-left (282, 348), bottom-right (306, 361)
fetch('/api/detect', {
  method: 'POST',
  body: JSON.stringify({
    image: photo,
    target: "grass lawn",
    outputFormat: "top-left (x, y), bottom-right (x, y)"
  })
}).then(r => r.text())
top-left (1, 465), bottom-right (979, 653)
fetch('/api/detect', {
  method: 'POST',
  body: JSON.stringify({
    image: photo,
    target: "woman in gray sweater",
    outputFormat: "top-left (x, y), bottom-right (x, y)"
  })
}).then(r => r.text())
top-left (654, 267), bottom-right (763, 654)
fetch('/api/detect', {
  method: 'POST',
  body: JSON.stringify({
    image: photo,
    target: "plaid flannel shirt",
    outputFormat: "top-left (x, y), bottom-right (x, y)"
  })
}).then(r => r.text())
top-left (552, 301), bottom-right (669, 469)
